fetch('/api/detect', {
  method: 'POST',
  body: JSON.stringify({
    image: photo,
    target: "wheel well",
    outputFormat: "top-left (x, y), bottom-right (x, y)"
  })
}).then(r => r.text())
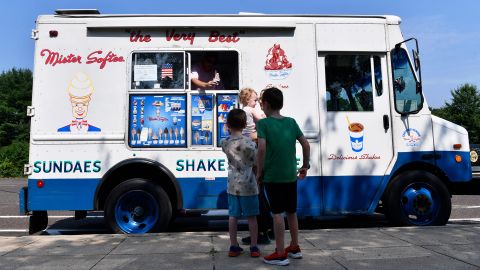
top-left (383, 162), bottom-right (452, 199)
top-left (95, 159), bottom-right (182, 211)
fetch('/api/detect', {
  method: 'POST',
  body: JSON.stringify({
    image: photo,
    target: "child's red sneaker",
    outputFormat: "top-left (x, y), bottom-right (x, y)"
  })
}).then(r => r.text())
top-left (263, 251), bottom-right (289, 266)
top-left (285, 244), bottom-right (303, 259)
top-left (250, 246), bottom-right (261, 257)
top-left (228, 245), bottom-right (244, 257)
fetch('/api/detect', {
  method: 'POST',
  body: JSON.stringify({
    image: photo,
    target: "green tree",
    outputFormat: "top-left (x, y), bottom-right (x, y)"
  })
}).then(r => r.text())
top-left (0, 68), bottom-right (33, 146)
top-left (432, 83), bottom-right (480, 144)
top-left (0, 141), bottom-right (29, 177)
top-left (0, 68), bottom-right (32, 177)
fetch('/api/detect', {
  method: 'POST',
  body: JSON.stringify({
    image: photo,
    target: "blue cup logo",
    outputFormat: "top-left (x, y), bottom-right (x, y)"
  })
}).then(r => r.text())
top-left (349, 123), bottom-right (364, 152)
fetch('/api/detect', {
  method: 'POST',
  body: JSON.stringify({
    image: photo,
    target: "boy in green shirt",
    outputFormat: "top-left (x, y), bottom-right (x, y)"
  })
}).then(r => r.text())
top-left (256, 87), bottom-right (310, 266)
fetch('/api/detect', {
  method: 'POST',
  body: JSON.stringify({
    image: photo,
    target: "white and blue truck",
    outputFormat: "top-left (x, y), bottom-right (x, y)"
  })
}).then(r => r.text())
top-left (20, 10), bottom-right (474, 234)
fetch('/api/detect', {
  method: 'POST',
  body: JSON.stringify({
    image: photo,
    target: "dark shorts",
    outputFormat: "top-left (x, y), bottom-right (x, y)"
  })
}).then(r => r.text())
top-left (264, 181), bottom-right (297, 214)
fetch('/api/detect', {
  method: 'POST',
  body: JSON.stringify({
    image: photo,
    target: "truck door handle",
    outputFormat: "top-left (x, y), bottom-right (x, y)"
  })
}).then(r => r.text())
top-left (383, 115), bottom-right (390, 130)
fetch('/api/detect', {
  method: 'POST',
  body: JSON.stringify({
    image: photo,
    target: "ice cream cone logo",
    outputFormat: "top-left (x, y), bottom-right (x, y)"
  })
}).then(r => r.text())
top-left (68, 72), bottom-right (94, 98)
top-left (58, 72), bottom-right (101, 133)
top-left (197, 98), bottom-right (205, 113)
top-left (68, 73), bottom-right (94, 119)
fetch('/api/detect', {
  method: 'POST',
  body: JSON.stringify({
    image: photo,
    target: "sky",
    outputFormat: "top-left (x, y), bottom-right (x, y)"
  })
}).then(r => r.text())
top-left (1, 0), bottom-right (479, 108)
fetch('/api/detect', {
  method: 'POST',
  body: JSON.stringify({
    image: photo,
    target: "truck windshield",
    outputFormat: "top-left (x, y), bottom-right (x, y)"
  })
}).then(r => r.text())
top-left (391, 48), bottom-right (423, 114)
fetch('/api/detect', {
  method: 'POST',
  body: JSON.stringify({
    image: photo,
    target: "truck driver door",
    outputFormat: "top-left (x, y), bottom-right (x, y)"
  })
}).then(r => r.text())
top-left (318, 54), bottom-right (394, 214)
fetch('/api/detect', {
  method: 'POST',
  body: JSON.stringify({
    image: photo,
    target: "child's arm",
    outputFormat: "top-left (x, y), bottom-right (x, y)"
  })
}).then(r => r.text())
top-left (297, 135), bottom-right (310, 179)
top-left (256, 138), bottom-right (266, 183)
top-left (252, 108), bottom-right (266, 123)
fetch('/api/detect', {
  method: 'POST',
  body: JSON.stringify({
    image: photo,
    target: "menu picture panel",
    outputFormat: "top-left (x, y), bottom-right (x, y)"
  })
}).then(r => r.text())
top-left (129, 94), bottom-right (187, 148)
top-left (217, 94), bottom-right (239, 145)
top-left (191, 94), bottom-right (214, 146)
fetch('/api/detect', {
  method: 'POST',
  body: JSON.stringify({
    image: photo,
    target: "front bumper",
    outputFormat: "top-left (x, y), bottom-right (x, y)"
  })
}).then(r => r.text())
top-left (451, 174), bottom-right (480, 195)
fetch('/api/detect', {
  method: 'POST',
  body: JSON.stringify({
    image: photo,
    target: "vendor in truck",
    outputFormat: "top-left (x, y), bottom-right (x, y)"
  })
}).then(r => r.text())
top-left (190, 52), bottom-right (224, 90)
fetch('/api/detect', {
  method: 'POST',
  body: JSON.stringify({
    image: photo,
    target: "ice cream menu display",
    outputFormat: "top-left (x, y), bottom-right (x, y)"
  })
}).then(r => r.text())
top-left (217, 94), bottom-right (239, 145)
top-left (129, 94), bottom-right (186, 148)
top-left (191, 94), bottom-right (214, 146)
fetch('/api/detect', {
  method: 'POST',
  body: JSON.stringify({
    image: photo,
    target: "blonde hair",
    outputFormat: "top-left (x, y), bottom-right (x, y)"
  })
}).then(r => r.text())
top-left (239, 87), bottom-right (257, 106)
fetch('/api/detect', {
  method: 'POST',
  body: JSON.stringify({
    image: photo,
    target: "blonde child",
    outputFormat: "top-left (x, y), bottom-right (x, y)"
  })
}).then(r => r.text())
top-left (239, 88), bottom-right (266, 141)
top-left (239, 88), bottom-right (273, 246)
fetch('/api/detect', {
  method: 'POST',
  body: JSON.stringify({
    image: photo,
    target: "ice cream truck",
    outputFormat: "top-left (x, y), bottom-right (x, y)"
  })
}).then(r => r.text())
top-left (21, 10), bottom-right (474, 234)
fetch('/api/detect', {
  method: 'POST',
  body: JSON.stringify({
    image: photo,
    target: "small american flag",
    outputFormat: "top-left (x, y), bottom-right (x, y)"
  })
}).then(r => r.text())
top-left (161, 63), bottom-right (173, 79)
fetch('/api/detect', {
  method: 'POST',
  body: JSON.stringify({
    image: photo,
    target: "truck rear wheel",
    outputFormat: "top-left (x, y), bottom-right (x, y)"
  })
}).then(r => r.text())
top-left (104, 178), bottom-right (172, 234)
top-left (385, 170), bottom-right (451, 226)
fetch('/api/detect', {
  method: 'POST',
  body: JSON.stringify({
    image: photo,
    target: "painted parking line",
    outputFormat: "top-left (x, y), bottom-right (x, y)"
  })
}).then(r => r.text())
top-left (45, 229), bottom-right (110, 235)
top-left (203, 210), bottom-right (228, 216)
top-left (0, 216), bottom-right (104, 219)
top-left (0, 229), bottom-right (29, 232)
top-left (449, 218), bottom-right (480, 222)
top-left (0, 228), bottom-right (109, 234)
top-left (452, 205), bottom-right (480, 209)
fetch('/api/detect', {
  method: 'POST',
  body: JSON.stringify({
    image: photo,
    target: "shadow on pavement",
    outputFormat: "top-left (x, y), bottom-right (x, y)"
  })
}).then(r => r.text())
top-left (42, 212), bottom-right (391, 235)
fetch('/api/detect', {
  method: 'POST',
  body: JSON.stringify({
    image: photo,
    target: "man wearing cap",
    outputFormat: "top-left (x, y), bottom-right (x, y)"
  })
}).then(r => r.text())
top-left (58, 73), bottom-right (101, 133)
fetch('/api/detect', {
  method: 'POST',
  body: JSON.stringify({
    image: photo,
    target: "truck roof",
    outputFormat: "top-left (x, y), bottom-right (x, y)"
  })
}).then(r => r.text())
top-left (36, 10), bottom-right (401, 26)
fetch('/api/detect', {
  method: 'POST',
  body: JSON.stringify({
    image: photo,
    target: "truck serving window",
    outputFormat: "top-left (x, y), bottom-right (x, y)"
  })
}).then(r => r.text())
top-left (131, 52), bottom-right (185, 90)
top-left (188, 51), bottom-right (239, 90)
top-left (325, 55), bottom-right (374, 112)
top-left (391, 48), bottom-right (422, 114)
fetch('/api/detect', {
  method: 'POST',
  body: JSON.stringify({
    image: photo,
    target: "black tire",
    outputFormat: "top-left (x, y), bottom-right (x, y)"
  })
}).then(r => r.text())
top-left (29, 211), bottom-right (48, 234)
top-left (104, 178), bottom-right (172, 234)
top-left (385, 170), bottom-right (451, 226)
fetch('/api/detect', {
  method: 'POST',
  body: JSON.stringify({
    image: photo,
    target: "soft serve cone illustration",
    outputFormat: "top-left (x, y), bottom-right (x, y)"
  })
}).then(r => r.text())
top-left (58, 72), bottom-right (101, 133)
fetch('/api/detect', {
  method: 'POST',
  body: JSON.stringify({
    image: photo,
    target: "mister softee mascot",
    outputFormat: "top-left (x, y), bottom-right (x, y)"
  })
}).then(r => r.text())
top-left (58, 73), bottom-right (101, 133)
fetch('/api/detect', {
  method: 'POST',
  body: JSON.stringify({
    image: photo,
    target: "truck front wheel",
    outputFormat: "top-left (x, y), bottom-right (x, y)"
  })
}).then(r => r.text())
top-left (104, 178), bottom-right (172, 234)
top-left (385, 170), bottom-right (451, 226)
